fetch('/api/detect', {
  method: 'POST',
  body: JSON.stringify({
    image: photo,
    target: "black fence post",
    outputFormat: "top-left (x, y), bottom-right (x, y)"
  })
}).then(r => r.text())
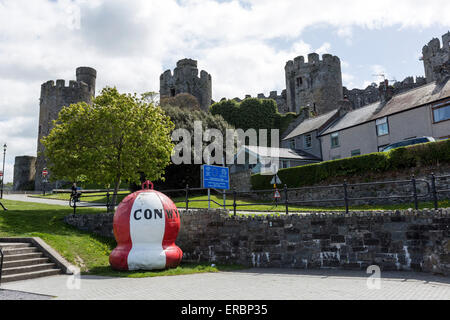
top-left (284, 184), bottom-right (289, 215)
top-left (343, 180), bottom-right (349, 214)
top-left (106, 190), bottom-right (110, 212)
top-left (412, 175), bottom-right (419, 210)
top-left (73, 196), bottom-right (77, 215)
top-left (431, 173), bottom-right (438, 210)
top-left (233, 189), bottom-right (237, 216)
top-left (185, 184), bottom-right (189, 211)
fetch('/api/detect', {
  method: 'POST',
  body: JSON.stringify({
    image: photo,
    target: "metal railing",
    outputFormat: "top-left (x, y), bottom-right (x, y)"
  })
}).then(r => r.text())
top-left (67, 189), bottom-right (129, 214)
top-left (160, 174), bottom-right (444, 215)
top-left (0, 200), bottom-right (6, 211)
top-left (65, 174), bottom-right (449, 215)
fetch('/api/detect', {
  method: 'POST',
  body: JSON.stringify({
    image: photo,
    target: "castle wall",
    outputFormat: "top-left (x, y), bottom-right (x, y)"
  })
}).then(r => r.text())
top-left (160, 59), bottom-right (212, 111)
top-left (229, 90), bottom-right (289, 114)
top-left (35, 67), bottom-right (96, 191)
top-left (13, 156), bottom-right (36, 191)
top-left (423, 32), bottom-right (450, 83)
top-left (344, 76), bottom-right (427, 110)
top-left (285, 53), bottom-right (343, 115)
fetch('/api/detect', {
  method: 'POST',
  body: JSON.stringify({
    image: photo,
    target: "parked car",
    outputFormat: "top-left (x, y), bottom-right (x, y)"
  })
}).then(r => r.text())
top-left (382, 137), bottom-right (436, 152)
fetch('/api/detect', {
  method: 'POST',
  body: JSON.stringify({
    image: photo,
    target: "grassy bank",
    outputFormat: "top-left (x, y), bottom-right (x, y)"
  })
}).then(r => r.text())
top-left (0, 200), bottom-right (243, 278)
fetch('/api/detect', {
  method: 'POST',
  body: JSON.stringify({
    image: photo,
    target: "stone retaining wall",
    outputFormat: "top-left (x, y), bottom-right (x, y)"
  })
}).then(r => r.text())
top-left (64, 209), bottom-right (450, 276)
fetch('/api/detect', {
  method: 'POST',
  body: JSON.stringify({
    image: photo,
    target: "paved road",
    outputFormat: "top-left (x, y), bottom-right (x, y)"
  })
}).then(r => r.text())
top-left (3, 269), bottom-right (450, 300)
top-left (3, 193), bottom-right (71, 206)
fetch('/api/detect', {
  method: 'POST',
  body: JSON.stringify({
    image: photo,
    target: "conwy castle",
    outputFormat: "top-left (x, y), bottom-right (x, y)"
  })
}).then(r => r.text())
top-left (13, 32), bottom-right (450, 191)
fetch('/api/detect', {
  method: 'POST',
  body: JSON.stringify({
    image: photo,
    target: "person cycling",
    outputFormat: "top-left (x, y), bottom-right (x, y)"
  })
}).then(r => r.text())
top-left (70, 183), bottom-right (81, 205)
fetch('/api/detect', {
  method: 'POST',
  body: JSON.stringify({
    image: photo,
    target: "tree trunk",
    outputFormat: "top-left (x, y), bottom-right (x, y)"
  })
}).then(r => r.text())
top-left (108, 179), bottom-right (121, 213)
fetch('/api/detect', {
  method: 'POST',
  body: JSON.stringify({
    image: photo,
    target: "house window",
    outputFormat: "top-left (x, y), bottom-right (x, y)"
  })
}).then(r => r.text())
top-left (304, 134), bottom-right (312, 149)
top-left (281, 160), bottom-right (289, 168)
top-left (433, 103), bottom-right (450, 123)
top-left (331, 132), bottom-right (340, 148)
top-left (170, 88), bottom-right (176, 97)
top-left (296, 77), bottom-right (303, 87)
top-left (351, 149), bottom-right (361, 157)
top-left (289, 140), bottom-right (295, 149)
top-left (376, 117), bottom-right (389, 136)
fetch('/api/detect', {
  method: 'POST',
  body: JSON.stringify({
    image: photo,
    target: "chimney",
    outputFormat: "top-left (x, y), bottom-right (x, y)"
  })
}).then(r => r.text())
top-left (379, 79), bottom-right (394, 104)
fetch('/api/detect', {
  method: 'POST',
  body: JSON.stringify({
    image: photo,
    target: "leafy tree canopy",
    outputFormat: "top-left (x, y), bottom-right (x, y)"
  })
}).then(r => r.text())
top-left (42, 87), bottom-right (175, 207)
top-left (210, 98), bottom-right (298, 142)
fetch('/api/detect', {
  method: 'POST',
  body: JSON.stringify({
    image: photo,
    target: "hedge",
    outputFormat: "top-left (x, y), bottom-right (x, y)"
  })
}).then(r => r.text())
top-left (251, 139), bottom-right (450, 190)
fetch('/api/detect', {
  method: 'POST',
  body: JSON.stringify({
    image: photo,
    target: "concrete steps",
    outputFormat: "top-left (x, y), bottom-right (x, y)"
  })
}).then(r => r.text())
top-left (1, 242), bottom-right (62, 283)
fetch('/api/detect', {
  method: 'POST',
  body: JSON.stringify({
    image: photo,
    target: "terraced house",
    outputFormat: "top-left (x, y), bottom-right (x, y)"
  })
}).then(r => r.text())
top-left (284, 77), bottom-right (450, 162)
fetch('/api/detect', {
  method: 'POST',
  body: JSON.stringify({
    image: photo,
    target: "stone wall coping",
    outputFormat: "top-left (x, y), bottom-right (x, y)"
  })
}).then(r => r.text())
top-left (178, 208), bottom-right (450, 220)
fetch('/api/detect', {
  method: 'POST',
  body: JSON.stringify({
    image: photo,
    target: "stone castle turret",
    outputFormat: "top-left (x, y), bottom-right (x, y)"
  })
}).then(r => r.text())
top-left (160, 59), bottom-right (212, 111)
top-left (422, 32), bottom-right (450, 83)
top-left (13, 156), bottom-right (36, 191)
top-left (34, 67), bottom-right (97, 191)
top-left (285, 53), bottom-right (343, 115)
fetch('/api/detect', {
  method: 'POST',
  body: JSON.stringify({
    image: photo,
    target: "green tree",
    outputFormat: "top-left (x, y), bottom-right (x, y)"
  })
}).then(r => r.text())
top-left (151, 104), bottom-right (234, 190)
top-left (42, 87), bottom-right (175, 210)
top-left (210, 98), bottom-right (299, 144)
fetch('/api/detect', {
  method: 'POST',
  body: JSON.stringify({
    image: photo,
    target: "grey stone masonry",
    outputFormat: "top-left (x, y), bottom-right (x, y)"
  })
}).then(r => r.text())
top-left (35, 67), bottom-right (97, 191)
top-left (13, 156), bottom-right (36, 191)
top-left (65, 208), bottom-right (450, 276)
top-left (285, 53), bottom-right (343, 115)
top-left (423, 32), bottom-right (450, 83)
top-left (160, 59), bottom-right (212, 111)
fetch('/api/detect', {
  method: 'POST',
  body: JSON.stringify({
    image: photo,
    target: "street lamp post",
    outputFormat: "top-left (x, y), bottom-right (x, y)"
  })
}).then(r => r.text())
top-left (1, 143), bottom-right (6, 199)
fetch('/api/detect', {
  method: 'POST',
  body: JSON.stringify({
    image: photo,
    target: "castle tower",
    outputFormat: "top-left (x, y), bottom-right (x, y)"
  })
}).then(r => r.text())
top-left (35, 67), bottom-right (97, 191)
top-left (160, 59), bottom-right (212, 111)
top-left (285, 53), bottom-right (343, 115)
top-left (422, 32), bottom-right (450, 83)
top-left (13, 156), bottom-right (37, 191)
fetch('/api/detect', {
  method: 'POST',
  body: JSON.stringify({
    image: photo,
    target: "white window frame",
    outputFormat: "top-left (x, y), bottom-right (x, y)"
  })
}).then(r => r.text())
top-left (376, 117), bottom-right (389, 136)
top-left (331, 132), bottom-right (340, 148)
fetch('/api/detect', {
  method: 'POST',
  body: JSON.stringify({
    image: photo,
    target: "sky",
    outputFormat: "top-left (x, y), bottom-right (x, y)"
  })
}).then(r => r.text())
top-left (0, 0), bottom-right (450, 183)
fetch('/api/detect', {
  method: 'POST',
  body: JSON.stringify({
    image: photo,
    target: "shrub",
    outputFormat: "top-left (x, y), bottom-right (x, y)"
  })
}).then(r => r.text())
top-left (251, 139), bottom-right (450, 190)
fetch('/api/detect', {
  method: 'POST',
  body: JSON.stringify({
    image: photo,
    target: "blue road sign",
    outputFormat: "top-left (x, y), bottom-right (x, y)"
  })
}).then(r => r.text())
top-left (202, 165), bottom-right (230, 190)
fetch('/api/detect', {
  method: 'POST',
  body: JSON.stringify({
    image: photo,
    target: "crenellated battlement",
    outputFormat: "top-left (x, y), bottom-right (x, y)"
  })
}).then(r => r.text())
top-left (286, 53), bottom-right (341, 71)
top-left (41, 79), bottom-right (90, 91)
top-left (160, 58), bottom-right (212, 111)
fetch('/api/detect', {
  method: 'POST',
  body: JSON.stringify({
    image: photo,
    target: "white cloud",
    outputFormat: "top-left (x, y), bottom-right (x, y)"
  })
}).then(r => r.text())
top-left (1, 0), bottom-right (450, 181)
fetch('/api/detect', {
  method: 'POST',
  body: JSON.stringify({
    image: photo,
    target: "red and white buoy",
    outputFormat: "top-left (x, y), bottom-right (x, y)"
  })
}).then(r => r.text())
top-left (109, 181), bottom-right (183, 271)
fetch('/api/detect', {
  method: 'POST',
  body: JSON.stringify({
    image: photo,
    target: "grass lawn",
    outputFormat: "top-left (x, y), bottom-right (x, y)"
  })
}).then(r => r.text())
top-left (0, 199), bottom-right (243, 278)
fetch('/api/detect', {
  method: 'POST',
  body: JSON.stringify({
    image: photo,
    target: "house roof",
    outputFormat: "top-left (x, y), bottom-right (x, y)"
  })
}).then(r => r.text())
top-left (283, 109), bottom-right (340, 140)
top-left (320, 102), bottom-right (381, 136)
top-left (244, 145), bottom-right (320, 161)
top-left (320, 78), bottom-right (450, 136)
top-left (370, 78), bottom-right (450, 120)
